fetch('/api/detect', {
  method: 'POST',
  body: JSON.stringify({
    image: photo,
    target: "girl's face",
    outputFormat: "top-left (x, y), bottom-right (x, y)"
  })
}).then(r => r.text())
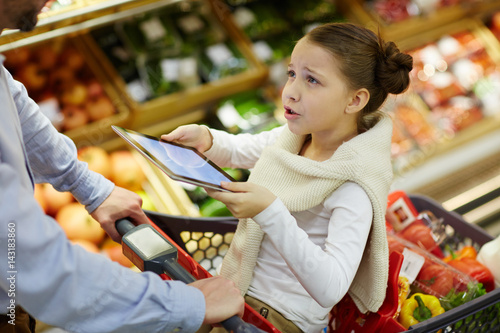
top-left (282, 37), bottom-right (359, 142)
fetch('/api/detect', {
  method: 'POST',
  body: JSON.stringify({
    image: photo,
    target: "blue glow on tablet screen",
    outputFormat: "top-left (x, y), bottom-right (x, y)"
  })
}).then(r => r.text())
top-left (127, 132), bottom-right (232, 186)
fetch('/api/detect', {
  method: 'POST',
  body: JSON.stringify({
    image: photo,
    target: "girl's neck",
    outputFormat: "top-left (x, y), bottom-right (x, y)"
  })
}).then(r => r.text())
top-left (299, 130), bottom-right (358, 161)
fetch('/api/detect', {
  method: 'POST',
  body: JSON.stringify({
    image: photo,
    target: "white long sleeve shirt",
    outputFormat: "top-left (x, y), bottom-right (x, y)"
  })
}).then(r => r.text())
top-left (205, 127), bottom-right (373, 332)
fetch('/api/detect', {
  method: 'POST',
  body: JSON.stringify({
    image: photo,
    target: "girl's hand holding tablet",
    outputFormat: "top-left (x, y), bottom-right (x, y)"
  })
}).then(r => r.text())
top-left (205, 181), bottom-right (276, 219)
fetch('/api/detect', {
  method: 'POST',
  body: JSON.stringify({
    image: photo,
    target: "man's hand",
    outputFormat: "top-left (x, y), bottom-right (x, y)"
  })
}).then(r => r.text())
top-left (189, 276), bottom-right (245, 325)
top-left (205, 182), bottom-right (276, 219)
top-left (91, 186), bottom-right (150, 242)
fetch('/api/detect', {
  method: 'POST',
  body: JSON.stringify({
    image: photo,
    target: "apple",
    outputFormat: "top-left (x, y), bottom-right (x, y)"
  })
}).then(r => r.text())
top-left (33, 44), bottom-right (59, 70)
top-left (109, 150), bottom-right (146, 191)
top-left (87, 80), bottom-right (105, 100)
top-left (56, 202), bottom-right (106, 245)
top-left (60, 83), bottom-right (88, 106)
top-left (15, 63), bottom-right (47, 92)
top-left (71, 239), bottom-right (100, 253)
top-left (104, 244), bottom-right (134, 267)
top-left (492, 12), bottom-right (500, 31)
top-left (59, 47), bottom-right (85, 71)
top-left (34, 183), bottom-right (48, 214)
top-left (86, 95), bottom-right (115, 121)
top-left (101, 237), bottom-right (134, 267)
top-left (62, 105), bottom-right (89, 130)
top-left (3, 47), bottom-right (30, 70)
top-left (77, 146), bottom-right (112, 179)
top-left (42, 183), bottom-right (74, 216)
top-left (50, 66), bottom-right (76, 90)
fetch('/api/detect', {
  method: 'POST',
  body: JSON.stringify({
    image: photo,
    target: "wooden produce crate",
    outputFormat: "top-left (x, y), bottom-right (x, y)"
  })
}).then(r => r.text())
top-left (338, 0), bottom-right (470, 43)
top-left (80, 0), bottom-right (269, 130)
top-left (2, 36), bottom-right (131, 147)
top-left (68, 35), bottom-right (132, 146)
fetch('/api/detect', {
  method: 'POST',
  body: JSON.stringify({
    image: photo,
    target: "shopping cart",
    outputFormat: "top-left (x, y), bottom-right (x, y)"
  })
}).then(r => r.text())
top-left (116, 217), bottom-right (278, 333)
top-left (142, 192), bottom-right (500, 333)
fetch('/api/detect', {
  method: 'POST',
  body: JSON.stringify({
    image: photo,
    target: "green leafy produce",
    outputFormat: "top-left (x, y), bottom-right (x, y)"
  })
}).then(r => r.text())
top-left (200, 197), bottom-right (232, 217)
top-left (440, 282), bottom-right (486, 311)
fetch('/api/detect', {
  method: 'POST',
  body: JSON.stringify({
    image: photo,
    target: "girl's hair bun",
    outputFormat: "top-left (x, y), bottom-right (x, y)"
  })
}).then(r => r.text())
top-left (377, 41), bottom-right (413, 95)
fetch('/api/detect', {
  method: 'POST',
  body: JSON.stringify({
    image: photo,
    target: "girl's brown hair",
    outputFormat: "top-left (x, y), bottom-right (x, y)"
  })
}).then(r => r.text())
top-left (306, 22), bottom-right (413, 132)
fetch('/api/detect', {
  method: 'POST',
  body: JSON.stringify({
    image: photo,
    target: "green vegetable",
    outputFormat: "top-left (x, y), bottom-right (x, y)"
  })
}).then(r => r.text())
top-left (200, 198), bottom-right (232, 217)
top-left (413, 295), bottom-right (433, 322)
top-left (440, 282), bottom-right (486, 311)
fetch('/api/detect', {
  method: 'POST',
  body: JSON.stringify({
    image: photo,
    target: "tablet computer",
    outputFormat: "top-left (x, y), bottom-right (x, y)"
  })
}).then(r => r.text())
top-left (112, 126), bottom-right (235, 192)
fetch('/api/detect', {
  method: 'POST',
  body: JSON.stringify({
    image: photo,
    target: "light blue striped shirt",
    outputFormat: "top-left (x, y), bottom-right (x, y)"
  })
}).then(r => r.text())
top-left (0, 57), bottom-right (204, 333)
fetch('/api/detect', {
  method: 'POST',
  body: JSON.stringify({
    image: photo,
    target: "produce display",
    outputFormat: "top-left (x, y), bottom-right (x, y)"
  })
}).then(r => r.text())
top-left (226, 0), bottom-right (342, 90)
top-left (90, 1), bottom-right (248, 103)
top-left (385, 24), bottom-right (500, 173)
top-left (364, 0), bottom-right (468, 24)
top-left (3, 39), bottom-right (120, 133)
top-left (406, 29), bottom-right (499, 130)
top-left (33, 146), bottom-right (155, 268)
top-left (214, 88), bottom-right (281, 134)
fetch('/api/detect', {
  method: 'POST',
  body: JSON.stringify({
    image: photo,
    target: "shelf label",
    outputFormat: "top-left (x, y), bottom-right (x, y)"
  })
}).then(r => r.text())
top-left (177, 14), bottom-right (205, 34)
top-left (206, 43), bottom-right (232, 67)
top-left (161, 58), bottom-right (180, 81)
top-left (401, 248), bottom-right (425, 284)
top-left (232, 7), bottom-right (256, 29)
top-left (252, 41), bottom-right (273, 63)
top-left (127, 79), bottom-right (150, 103)
top-left (140, 17), bottom-right (167, 43)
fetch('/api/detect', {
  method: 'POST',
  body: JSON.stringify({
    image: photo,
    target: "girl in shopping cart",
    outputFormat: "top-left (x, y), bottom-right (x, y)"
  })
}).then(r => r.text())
top-left (163, 22), bottom-right (413, 333)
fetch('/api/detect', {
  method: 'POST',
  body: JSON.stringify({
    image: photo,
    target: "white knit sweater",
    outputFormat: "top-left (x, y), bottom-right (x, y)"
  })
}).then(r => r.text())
top-left (219, 116), bottom-right (394, 314)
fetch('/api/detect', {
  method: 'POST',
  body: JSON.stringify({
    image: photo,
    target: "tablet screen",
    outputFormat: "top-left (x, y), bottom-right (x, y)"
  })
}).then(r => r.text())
top-left (113, 127), bottom-right (234, 190)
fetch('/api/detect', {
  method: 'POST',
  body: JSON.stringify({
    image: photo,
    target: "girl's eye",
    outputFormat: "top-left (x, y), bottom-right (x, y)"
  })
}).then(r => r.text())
top-left (308, 76), bottom-right (318, 84)
top-left (287, 70), bottom-right (295, 78)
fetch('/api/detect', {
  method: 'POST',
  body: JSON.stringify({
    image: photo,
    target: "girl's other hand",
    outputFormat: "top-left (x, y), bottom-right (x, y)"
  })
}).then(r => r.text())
top-left (206, 182), bottom-right (276, 218)
top-left (161, 124), bottom-right (213, 152)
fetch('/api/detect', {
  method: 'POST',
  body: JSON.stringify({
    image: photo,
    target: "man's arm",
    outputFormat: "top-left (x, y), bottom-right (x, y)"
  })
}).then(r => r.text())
top-left (5, 66), bottom-right (150, 237)
top-left (0, 162), bottom-right (206, 332)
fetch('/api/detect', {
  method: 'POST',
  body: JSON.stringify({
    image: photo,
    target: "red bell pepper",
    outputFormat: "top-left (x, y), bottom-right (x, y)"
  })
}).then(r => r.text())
top-left (448, 257), bottom-right (495, 292)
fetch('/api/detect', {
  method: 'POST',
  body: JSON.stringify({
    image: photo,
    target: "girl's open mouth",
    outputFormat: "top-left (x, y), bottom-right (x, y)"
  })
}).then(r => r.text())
top-left (284, 106), bottom-right (300, 120)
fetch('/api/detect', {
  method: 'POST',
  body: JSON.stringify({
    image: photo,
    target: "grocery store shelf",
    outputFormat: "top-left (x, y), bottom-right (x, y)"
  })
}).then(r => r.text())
top-left (463, 196), bottom-right (500, 225)
top-left (392, 126), bottom-right (500, 236)
top-left (442, 174), bottom-right (500, 212)
top-left (392, 127), bottom-right (500, 201)
top-left (0, 0), bottom-right (184, 52)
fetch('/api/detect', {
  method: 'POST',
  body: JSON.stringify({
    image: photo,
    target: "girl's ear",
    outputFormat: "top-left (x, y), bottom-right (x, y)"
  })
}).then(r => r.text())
top-left (345, 88), bottom-right (370, 114)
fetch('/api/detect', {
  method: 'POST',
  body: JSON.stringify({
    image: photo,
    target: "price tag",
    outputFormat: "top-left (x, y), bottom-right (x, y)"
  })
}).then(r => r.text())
top-left (178, 57), bottom-right (200, 88)
top-left (127, 79), bottom-right (151, 102)
top-left (400, 248), bottom-right (425, 284)
top-left (111, 46), bottom-right (131, 63)
top-left (140, 17), bottom-right (167, 43)
top-left (232, 7), bottom-right (256, 29)
top-left (206, 43), bottom-right (232, 67)
top-left (161, 59), bottom-right (180, 81)
top-left (179, 57), bottom-right (197, 77)
top-left (217, 103), bottom-right (245, 129)
top-left (387, 197), bottom-right (416, 231)
top-left (177, 14), bottom-right (205, 34)
top-left (252, 41), bottom-right (273, 62)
